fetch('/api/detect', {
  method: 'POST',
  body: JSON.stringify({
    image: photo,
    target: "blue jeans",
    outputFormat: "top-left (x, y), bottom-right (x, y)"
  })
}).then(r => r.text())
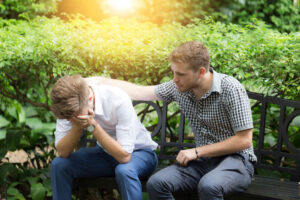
top-left (147, 153), bottom-right (254, 200)
top-left (51, 146), bottom-right (158, 200)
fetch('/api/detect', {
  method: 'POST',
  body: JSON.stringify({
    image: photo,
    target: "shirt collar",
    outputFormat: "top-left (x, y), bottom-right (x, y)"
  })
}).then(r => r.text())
top-left (209, 69), bottom-right (221, 94)
top-left (186, 69), bottom-right (222, 100)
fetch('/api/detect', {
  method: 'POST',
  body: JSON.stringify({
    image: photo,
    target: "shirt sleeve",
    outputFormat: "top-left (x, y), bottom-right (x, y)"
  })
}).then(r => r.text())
top-left (154, 81), bottom-right (176, 103)
top-left (54, 119), bottom-right (72, 147)
top-left (114, 93), bottom-right (138, 153)
top-left (225, 84), bottom-right (253, 133)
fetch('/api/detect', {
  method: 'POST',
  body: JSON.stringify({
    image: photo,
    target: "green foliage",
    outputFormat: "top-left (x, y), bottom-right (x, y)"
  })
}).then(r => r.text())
top-left (102, 0), bottom-right (214, 25)
top-left (56, 0), bottom-right (300, 33)
top-left (212, 0), bottom-right (300, 33)
top-left (187, 18), bottom-right (300, 99)
top-left (0, 0), bottom-right (58, 19)
top-left (0, 100), bottom-right (55, 199)
top-left (0, 16), bottom-right (299, 113)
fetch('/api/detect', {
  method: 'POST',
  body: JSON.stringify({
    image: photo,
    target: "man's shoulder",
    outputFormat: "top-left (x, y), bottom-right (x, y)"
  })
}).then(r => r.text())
top-left (155, 80), bottom-right (176, 93)
top-left (219, 73), bottom-right (244, 93)
top-left (91, 84), bottom-right (129, 98)
top-left (91, 84), bottom-right (133, 111)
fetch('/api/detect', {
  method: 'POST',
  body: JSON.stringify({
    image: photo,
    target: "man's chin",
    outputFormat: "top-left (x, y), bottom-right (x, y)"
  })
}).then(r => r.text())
top-left (177, 87), bottom-right (187, 93)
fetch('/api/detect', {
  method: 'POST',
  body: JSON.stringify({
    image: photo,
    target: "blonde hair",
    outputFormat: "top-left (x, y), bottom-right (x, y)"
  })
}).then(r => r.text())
top-left (169, 41), bottom-right (210, 71)
top-left (50, 75), bottom-right (89, 119)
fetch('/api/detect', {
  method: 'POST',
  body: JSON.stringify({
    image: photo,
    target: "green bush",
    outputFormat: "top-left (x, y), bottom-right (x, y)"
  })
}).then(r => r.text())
top-left (215, 0), bottom-right (300, 33)
top-left (0, 16), bottom-right (299, 109)
top-left (0, 0), bottom-right (57, 19)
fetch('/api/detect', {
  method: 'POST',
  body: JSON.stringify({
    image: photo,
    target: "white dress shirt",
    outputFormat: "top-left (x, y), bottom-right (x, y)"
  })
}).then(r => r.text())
top-left (54, 84), bottom-right (158, 153)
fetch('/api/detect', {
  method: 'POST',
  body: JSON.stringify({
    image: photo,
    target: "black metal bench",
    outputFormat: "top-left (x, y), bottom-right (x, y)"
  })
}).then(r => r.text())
top-left (73, 92), bottom-right (300, 200)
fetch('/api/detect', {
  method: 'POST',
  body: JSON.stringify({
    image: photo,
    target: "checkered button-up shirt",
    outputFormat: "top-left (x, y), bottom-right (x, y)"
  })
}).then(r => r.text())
top-left (155, 70), bottom-right (257, 162)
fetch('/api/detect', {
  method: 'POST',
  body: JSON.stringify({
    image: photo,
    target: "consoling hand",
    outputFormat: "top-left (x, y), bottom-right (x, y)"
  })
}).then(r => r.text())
top-left (176, 148), bottom-right (198, 166)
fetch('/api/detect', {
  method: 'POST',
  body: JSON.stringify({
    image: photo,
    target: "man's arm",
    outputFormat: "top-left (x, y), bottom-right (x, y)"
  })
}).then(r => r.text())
top-left (85, 77), bottom-right (161, 101)
top-left (55, 124), bottom-right (82, 158)
top-left (77, 110), bottom-right (132, 163)
top-left (176, 129), bottom-right (253, 166)
top-left (92, 122), bottom-right (132, 163)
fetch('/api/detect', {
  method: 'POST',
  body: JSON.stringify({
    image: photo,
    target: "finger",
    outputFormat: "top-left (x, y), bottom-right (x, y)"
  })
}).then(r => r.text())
top-left (176, 156), bottom-right (182, 165)
top-left (88, 109), bottom-right (94, 115)
top-left (76, 115), bottom-right (89, 120)
top-left (183, 157), bottom-right (189, 166)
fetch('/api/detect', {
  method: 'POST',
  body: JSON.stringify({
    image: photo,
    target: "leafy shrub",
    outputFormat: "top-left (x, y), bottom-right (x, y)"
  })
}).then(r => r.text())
top-left (0, 16), bottom-right (299, 111)
top-left (187, 18), bottom-right (300, 99)
top-left (0, 100), bottom-right (55, 199)
top-left (56, 0), bottom-right (300, 33)
top-left (0, 0), bottom-right (57, 19)
top-left (215, 0), bottom-right (300, 33)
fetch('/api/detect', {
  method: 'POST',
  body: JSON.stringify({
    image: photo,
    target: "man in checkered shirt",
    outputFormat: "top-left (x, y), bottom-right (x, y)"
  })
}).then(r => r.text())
top-left (87, 41), bottom-right (257, 200)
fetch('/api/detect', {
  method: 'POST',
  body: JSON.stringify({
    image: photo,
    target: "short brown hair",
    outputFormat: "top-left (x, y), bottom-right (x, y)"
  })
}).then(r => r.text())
top-left (50, 75), bottom-right (89, 119)
top-left (168, 41), bottom-right (210, 71)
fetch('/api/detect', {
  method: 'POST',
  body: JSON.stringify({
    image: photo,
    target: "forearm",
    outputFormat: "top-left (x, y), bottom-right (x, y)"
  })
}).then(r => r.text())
top-left (92, 123), bottom-right (131, 163)
top-left (85, 77), bottom-right (160, 101)
top-left (56, 126), bottom-right (82, 158)
top-left (197, 129), bottom-right (253, 158)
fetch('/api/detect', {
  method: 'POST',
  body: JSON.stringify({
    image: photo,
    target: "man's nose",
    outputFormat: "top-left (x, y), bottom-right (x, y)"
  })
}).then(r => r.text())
top-left (173, 75), bottom-right (178, 83)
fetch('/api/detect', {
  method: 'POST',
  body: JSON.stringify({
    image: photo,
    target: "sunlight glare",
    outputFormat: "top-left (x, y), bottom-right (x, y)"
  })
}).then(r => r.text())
top-left (107, 0), bottom-right (134, 13)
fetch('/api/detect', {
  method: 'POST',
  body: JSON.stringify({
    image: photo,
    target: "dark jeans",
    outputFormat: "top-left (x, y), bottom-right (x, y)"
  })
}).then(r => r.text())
top-left (147, 153), bottom-right (254, 200)
top-left (51, 146), bottom-right (158, 200)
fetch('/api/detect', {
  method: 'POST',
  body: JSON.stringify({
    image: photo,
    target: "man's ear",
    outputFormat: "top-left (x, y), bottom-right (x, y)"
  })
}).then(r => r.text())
top-left (198, 66), bottom-right (206, 76)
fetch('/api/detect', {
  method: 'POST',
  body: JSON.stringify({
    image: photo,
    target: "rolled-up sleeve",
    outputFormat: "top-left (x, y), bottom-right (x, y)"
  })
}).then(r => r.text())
top-left (155, 81), bottom-right (176, 103)
top-left (226, 86), bottom-right (253, 133)
top-left (54, 119), bottom-right (72, 147)
top-left (115, 96), bottom-right (137, 153)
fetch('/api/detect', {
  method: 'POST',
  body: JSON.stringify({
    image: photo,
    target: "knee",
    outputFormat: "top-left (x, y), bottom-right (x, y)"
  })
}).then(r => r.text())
top-left (198, 177), bottom-right (222, 198)
top-left (50, 157), bottom-right (70, 175)
top-left (115, 164), bottom-right (137, 180)
top-left (146, 173), bottom-right (164, 193)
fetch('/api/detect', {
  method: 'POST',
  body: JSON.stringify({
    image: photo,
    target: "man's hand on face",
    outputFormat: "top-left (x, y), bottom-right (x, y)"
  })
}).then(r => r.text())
top-left (76, 109), bottom-right (96, 127)
top-left (69, 109), bottom-right (95, 129)
top-left (176, 148), bottom-right (198, 166)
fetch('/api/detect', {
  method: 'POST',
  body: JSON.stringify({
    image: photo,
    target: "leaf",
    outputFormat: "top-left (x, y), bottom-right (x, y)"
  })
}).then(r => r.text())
top-left (0, 115), bottom-right (10, 128)
top-left (264, 134), bottom-right (276, 147)
top-left (30, 183), bottom-right (46, 200)
top-left (27, 177), bottom-right (39, 185)
top-left (7, 187), bottom-right (26, 200)
top-left (0, 163), bottom-right (14, 188)
top-left (25, 106), bottom-right (38, 117)
top-left (18, 105), bottom-right (26, 124)
top-left (290, 116), bottom-right (300, 127)
top-left (6, 129), bottom-right (22, 151)
top-left (25, 118), bottom-right (43, 129)
top-left (0, 128), bottom-right (6, 140)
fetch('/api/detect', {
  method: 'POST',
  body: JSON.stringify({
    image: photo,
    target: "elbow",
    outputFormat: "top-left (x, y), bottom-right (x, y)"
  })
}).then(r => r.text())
top-left (118, 154), bottom-right (131, 164)
top-left (244, 140), bottom-right (252, 149)
top-left (57, 149), bottom-right (71, 158)
top-left (58, 153), bottom-right (70, 158)
top-left (243, 134), bottom-right (253, 149)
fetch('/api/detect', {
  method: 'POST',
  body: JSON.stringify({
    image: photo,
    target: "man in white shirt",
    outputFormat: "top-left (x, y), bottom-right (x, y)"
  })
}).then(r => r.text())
top-left (50, 74), bottom-right (158, 200)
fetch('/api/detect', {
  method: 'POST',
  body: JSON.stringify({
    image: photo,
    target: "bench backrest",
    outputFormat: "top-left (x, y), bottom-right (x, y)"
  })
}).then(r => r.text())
top-left (79, 92), bottom-right (300, 181)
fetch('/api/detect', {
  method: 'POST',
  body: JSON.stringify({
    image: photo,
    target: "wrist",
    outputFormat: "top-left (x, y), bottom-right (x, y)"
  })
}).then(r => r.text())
top-left (195, 147), bottom-right (199, 159)
top-left (87, 120), bottom-right (98, 133)
top-left (72, 124), bottom-right (83, 131)
top-left (91, 119), bottom-right (98, 127)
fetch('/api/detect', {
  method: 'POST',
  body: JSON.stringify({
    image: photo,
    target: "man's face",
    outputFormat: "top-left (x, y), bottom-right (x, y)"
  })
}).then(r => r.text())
top-left (171, 62), bottom-right (200, 92)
